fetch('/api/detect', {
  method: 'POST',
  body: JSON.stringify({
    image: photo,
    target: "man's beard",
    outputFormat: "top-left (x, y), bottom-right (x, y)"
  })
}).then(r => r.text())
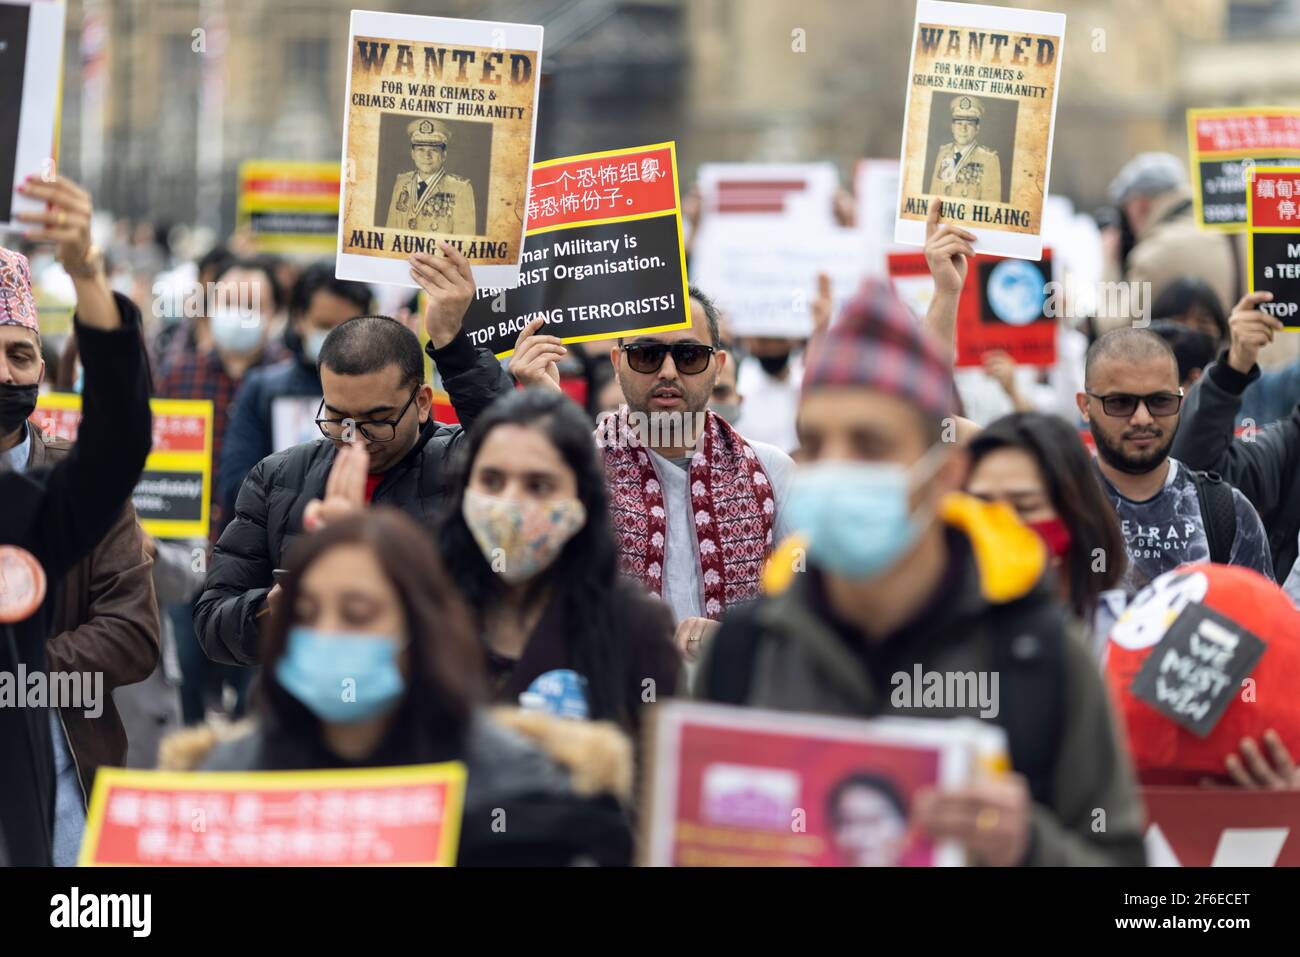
top-left (1090, 418), bottom-right (1176, 475)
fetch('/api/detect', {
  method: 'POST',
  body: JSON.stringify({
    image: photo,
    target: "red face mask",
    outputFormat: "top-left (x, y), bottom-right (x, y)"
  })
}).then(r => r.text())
top-left (1027, 517), bottom-right (1072, 559)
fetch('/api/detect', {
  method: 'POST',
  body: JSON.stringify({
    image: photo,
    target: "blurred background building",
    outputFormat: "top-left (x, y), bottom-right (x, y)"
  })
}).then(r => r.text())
top-left (49, 0), bottom-right (1300, 238)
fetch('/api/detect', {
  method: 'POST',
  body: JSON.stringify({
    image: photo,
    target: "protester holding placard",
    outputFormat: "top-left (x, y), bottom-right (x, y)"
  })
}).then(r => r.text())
top-left (1172, 290), bottom-right (1300, 586)
top-left (1081, 327), bottom-right (1273, 599)
top-left (195, 244), bottom-right (512, 666)
top-left (218, 263), bottom-right (372, 515)
top-left (1, 176), bottom-right (154, 867)
top-left (169, 506), bottom-right (636, 866)
top-left (697, 280), bottom-right (1145, 866)
top-left (437, 388), bottom-right (679, 733)
top-left (25, 421), bottom-right (160, 865)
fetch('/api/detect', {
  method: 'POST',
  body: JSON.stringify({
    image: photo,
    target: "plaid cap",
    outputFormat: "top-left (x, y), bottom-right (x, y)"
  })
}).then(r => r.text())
top-left (0, 247), bottom-right (39, 338)
top-left (803, 279), bottom-right (955, 421)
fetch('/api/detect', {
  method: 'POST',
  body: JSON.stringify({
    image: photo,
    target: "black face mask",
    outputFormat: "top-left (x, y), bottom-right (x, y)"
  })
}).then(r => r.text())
top-left (757, 352), bottom-right (792, 376)
top-left (0, 382), bottom-right (38, 434)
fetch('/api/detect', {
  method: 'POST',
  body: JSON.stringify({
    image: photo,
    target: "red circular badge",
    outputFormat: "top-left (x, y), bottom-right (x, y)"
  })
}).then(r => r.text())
top-left (0, 546), bottom-right (46, 624)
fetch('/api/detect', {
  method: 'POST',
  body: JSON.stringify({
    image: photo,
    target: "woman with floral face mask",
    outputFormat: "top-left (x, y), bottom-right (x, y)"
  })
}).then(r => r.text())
top-left (439, 389), bottom-right (680, 732)
top-left (158, 506), bottom-right (638, 865)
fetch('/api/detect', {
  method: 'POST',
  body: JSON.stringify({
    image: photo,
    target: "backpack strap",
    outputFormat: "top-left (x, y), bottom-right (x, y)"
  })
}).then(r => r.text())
top-left (1190, 469), bottom-right (1237, 565)
top-left (989, 596), bottom-right (1067, 807)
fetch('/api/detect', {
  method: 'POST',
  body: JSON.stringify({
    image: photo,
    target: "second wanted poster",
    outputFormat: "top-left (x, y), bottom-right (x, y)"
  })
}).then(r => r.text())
top-left (894, 0), bottom-right (1065, 260)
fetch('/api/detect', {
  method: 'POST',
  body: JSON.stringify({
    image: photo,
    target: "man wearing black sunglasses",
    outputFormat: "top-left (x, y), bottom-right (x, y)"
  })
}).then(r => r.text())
top-left (196, 243), bottom-right (512, 666)
top-left (602, 287), bottom-right (795, 663)
top-left (1077, 327), bottom-right (1271, 600)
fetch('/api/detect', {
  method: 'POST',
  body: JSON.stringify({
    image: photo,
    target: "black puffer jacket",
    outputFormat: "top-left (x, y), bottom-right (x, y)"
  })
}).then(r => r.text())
top-left (194, 332), bottom-right (511, 665)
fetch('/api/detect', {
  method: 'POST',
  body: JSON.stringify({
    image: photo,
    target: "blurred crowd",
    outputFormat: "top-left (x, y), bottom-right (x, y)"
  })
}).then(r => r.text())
top-left (3, 142), bottom-right (1300, 868)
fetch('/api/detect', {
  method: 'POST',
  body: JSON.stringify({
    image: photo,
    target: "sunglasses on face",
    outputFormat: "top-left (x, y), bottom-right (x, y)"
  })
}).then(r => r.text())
top-left (1086, 390), bottom-right (1184, 418)
top-left (621, 342), bottom-right (716, 375)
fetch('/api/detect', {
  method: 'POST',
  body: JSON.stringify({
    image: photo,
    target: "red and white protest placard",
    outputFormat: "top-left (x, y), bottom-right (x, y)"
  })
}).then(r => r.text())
top-left (1142, 788), bottom-right (1300, 866)
top-left (79, 763), bottom-right (467, 867)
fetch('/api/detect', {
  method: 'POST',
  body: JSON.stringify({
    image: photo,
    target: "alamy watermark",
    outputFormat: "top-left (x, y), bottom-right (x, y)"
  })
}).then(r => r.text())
top-left (0, 667), bottom-right (103, 718)
top-left (890, 665), bottom-right (999, 719)
top-left (594, 410), bottom-right (709, 451)
top-left (151, 280), bottom-right (263, 324)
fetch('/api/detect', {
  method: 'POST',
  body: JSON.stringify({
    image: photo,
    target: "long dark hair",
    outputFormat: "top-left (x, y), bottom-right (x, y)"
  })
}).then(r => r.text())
top-left (261, 508), bottom-right (486, 764)
top-left (438, 388), bottom-right (631, 726)
top-left (967, 412), bottom-right (1127, 623)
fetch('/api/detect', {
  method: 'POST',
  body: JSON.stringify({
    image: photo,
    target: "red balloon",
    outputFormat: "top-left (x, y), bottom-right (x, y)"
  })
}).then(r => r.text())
top-left (1105, 563), bottom-right (1300, 785)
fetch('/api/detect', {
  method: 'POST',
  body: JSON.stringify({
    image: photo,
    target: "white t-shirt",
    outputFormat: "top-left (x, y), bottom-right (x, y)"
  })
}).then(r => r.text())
top-left (734, 354), bottom-right (803, 453)
top-left (647, 438), bottom-right (795, 624)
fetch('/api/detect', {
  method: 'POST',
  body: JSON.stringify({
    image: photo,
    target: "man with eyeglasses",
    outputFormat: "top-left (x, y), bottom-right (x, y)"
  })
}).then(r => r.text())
top-left (194, 244), bottom-right (512, 665)
top-left (1077, 327), bottom-right (1271, 600)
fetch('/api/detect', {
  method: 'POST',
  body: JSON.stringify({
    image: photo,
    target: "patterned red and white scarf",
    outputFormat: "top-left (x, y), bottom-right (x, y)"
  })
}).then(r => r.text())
top-left (599, 407), bottom-right (776, 619)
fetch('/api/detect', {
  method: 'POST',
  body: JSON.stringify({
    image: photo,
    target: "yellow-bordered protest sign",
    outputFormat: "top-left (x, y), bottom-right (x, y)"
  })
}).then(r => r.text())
top-left (1188, 107), bottom-right (1300, 233)
top-left (31, 393), bottom-right (214, 539)
top-left (238, 160), bottom-right (341, 255)
top-left (1246, 165), bottom-right (1300, 329)
top-left (462, 141), bottom-right (692, 358)
top-left (79, 762), bottom-right (467, 867)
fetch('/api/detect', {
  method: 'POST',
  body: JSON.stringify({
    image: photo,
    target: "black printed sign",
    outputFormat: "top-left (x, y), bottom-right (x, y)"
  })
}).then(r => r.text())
top-left (1130, 604), bottom-right (1266, 738)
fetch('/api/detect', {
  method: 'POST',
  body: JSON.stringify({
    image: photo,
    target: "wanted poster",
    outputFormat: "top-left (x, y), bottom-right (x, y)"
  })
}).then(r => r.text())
top-left (336, 11), bottom-right (543, 288)
top-left (463, 143), bottom-right (691, 356)
top-left (1188, 108), bottom-right (1300, 232)
top-left (1247, 165), bottom-right (1300, 329)
top-left (894, 0), bottom-right (1065, 260)
top-left (0, 0), bottom-right (65, 229)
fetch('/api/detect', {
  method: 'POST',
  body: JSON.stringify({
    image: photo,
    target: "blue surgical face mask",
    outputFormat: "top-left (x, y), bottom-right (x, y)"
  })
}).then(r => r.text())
top-left (209, 307), bottom-right (265, 355)
top-left (275, 626), bottom-right (406, 724)
top-left (303, 329), bottom-right (330, 365)
top-left (785, 446), bottom-right (947, 580)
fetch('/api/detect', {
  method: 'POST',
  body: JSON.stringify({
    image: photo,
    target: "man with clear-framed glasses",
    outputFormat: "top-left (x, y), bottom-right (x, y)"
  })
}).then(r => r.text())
top-left (1076, 327), bottom-right (1272, 600)
top-left (195, 242), bottom-right (512, 666)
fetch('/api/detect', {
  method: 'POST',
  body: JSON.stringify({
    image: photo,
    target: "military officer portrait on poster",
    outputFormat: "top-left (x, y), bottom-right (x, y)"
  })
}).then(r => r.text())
top-left (384, 118), bottom-right (478, 235)
top-left (928, 95), bottom-right (1004, 204)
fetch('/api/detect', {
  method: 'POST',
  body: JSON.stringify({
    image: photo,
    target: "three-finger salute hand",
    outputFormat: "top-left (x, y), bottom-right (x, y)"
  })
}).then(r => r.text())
top-left (510, 318), bottom-right (565, 391)
top-left (304, 442), bottom-right (371, 532)
top-left (409, 242), bottom-right (475, 349)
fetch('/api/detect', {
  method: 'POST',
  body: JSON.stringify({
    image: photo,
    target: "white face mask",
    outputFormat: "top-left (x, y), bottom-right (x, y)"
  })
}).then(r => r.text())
top-left (303, 329), bottom-right (330, 364)
top-left (209, 308), bottom-right (265, 355)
